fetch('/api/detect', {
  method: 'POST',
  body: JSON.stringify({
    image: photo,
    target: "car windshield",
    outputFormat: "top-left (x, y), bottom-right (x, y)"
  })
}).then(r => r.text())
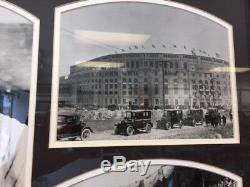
top-left (57, 116), bottom-right (66, 123)
top-left (58, 115), bottom-right (76, 124)
top-left (167, 111), bottom-right (176, 116)
top-left (126, 112), bottom-right (132, 118)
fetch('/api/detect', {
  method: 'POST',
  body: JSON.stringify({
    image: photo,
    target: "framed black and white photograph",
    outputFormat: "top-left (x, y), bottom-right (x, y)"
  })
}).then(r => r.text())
top-left (55, 159), bottom-right (243, 187)
top-left (50, 0), bottom-right (239, 148)
top-left (0, 1), bottom-right (39, 186)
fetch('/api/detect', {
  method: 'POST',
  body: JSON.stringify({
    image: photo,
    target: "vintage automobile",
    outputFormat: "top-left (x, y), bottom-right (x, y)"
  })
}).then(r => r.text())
top-left (114, 110), bottom-right (153, 136)
top-left (157, 109), bottom-right (183, 130)
top-left (57, 111), bottom-right (92, 140)
top-left (184, 109), bottom-right (204, 126)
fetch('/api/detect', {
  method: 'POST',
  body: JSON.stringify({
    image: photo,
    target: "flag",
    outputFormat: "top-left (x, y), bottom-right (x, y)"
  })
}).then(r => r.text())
top-left (191, 49), bottom-right (196, 56)
top-left (173, 45), bottom-right (177, 48)
top-left (215, 52), bottom-right (220, 58)
top-left (184, 46), bottom-right (186, 49)
top-left (134, 45), bottom-right (138, 49)
top-left (152, 44), bottom-right (156, 48)
top-left (129, 46), bottom-right (132, 50)
top-left (142, 45), bottom-right (145, 49)
top-left (162, 44), bottom-right (166, 48)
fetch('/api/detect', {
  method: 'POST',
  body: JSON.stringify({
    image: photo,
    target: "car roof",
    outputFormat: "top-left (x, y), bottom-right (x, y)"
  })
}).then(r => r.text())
top-left (58, 111), bottom-right (78, 116)
top-left (164, 109), bottom-right (182, 111)
top-left (126, 110), bottom-right (151, 112)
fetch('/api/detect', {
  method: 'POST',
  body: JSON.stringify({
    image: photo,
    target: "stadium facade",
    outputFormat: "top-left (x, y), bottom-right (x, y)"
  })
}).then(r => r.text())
top-left (59, 53), bottom-right (231, 109)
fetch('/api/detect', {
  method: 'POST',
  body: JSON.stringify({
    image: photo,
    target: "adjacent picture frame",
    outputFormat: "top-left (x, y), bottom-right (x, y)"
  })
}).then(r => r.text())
top-left (0, 1), bottom-right (40, 186)
top-left (56, 159), bottom-right (243, 187)
top-left (50, 0), bottom-right (239, 148)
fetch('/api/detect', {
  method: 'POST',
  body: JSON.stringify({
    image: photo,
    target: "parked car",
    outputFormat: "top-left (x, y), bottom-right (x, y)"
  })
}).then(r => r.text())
top-left (184, 109), bottom-right (203, 126)
top-left (157, 109), bottom-right (183, 130)
top-left (57, 111), bottom-right (92, 140)
top-left (114, 110), bottom-right (153, 136)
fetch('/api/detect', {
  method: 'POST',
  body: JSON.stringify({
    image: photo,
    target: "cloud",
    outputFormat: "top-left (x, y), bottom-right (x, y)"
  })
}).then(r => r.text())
top-left (0, 24), bottom-right (32, 90)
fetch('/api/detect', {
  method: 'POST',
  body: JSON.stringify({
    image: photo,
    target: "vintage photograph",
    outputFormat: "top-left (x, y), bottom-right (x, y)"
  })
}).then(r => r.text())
top-left (55, 160), bottom-right (242, 187)
top-left (0, 1), bottom-right (39, 187)
top-left (50, 0), bottom-right (239, 147)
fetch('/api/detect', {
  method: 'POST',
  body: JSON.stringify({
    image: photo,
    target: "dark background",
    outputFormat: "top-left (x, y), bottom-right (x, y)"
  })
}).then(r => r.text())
top-left (6, 0), bottom-right (250, 186)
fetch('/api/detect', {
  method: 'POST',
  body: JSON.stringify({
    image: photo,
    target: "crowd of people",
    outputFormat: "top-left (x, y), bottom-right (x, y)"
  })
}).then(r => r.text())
top-left (204, 111), bottom-right (232, 127)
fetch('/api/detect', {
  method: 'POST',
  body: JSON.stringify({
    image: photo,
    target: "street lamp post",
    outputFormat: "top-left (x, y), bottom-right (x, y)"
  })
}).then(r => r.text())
top-left (187, 67), bottom-right (191, 109)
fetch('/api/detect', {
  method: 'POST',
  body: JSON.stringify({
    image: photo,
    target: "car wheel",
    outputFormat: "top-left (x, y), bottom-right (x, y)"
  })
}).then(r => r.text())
top-left (179, 121), bottom-right (183, 129)
top-left (145, 123), bottom-right (152, 133)
top-left (165, 122), bottom-right (171, 130)
top-left (126, 125), bottom-right (134, 136)
top-left (114, 126), bottom-right (119, 135)
top-left (192, 120), bottom-right (196, 127)
top-left (80, 128), bottom-right (91, 140)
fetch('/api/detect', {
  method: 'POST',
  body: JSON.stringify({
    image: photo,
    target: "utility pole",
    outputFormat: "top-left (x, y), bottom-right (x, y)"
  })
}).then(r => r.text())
top-left (162, 61), bottom-right (165, 110)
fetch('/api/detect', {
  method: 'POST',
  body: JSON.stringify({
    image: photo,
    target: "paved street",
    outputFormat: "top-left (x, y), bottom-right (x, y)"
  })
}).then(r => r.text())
top-left (59, 123), bottom-right (233, 141)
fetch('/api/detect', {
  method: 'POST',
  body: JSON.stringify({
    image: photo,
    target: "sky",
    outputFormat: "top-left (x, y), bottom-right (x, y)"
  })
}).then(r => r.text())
top-left (0, 6), bottom-right (30, 24)
top-left (60, 2), bottom-right (230, 76)
top-left (0, 6), bottom-right (32, 90)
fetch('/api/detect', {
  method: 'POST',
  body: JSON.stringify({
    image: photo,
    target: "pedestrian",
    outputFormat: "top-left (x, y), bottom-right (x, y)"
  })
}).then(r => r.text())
top-left (217, 113), bottom-right (221, 126)
top-left (229, 112), bottom-right (233, 121)
top-left (214, 113), bottom-right (219, 127)
top-left (222, 115), bottom-right (226, 125)
top-left (211, 113), bottom-right (216, 128)
top-left (205, 112), bottom-right (209, 126)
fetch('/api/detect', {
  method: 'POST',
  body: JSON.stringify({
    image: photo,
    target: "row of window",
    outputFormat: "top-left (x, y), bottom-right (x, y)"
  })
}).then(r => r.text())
top-left (82, 97), bottom-right (227, 106)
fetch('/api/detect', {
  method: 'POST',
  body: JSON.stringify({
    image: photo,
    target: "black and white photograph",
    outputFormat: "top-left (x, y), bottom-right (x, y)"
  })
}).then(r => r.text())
top-left (0, 1), bottom-right (39, 187)
top-left (55, 160), bottom-right (242, 187)
top-left (50, 0), bottom-right (239, 147)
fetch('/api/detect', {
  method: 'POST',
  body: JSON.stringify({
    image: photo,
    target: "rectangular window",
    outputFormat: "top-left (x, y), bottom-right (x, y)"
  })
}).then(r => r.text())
top-left (136, 61), bottom-right (139, 68)
top-left (155, 99), bottom-right (159, 105)
top-left (134, 84), bottom-right (138, 95)
top-left (184, 99), bottom-right (189, 106)
top-left (174, 85), bottom-right (178, 94)
top-left (154, 84), bottom-right (159, 94)
top-left (170, 62), bottom-right (173, 68)
top-left (126, 62), bottom-right (130, 68)
top-left (164, 85), bottom-right (169, 94)
top-left (144, 84), bottom-right (148, 94)
top-left (175, 62), bottom-right (178, 68)
top-left (184, 62), bottom-right (187, 69)
top-left (134, 99), bottom-right (138, 104)
top-left (155, 62), bottom-right (158, 68)
top-left (131, 61), bottom-right (134, 68)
